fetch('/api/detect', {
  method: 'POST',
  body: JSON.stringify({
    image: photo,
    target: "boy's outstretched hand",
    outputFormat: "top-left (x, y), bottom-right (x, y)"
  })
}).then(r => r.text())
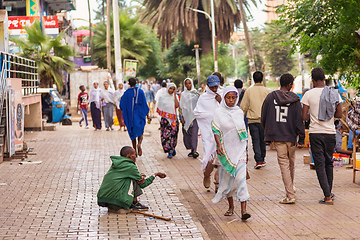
top-left (155, 172), bottom-right (167, 178)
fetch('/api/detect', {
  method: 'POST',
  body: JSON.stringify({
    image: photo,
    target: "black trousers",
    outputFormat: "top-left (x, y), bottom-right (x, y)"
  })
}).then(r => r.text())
top-left (248, 123), bottom-right (266, 163)
top-left (309, 133), bottom-right (336, 198)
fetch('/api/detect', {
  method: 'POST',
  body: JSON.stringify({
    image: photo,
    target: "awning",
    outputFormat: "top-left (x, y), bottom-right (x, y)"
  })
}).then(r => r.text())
top-left (46, 0), bottom-right (76, 11)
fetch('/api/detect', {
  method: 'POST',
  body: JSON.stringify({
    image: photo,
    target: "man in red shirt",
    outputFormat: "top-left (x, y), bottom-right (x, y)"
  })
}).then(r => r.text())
top-left (78, 85), bottom-right (89, 128)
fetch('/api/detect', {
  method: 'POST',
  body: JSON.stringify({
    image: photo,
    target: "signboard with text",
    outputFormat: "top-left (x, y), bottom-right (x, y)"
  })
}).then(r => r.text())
top-left (8, 16), bottom-right (59, 35)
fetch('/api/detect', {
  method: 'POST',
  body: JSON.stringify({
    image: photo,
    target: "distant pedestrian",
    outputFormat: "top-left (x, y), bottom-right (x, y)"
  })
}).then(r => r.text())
top-left (120, 77), bottom-right (150, 156)
top-left (145, 85), bottom-right (155, 118)
top-left (234, 79), bottom-right (245, 107)
top-left (179, 78), bottom-right (200, 158)
top-left (212, 86), bottom-right (251, 220)
top-left (301, 67), bottom-right (342, 205)
top-left (77, 85), bottom-right (89, 128)
top-left (212, 72), bottom-right (225, 92)
top-left (114, 83), bottom-right (126, 131)
top-left (89, 80), bottom-right (102, 131)
top-left (261, 73), bottom-right (305, 204)
top-left (156, 83), bottom-right (180, 159)
top-left (101, 81), bottom-right (115, 131)
top-left (194, 75), bottom-right (221, 191)
top-left (240, 71), bottom-right (270, 169)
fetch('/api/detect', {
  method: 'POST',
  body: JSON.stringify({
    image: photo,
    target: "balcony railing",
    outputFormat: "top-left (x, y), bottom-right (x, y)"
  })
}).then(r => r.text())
top-left (0, 52), bottom-right (39, 96)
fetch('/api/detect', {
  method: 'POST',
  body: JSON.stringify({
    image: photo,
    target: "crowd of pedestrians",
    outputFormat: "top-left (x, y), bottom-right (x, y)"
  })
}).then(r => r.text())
top-left (87, 67), bottom-right (342, 217)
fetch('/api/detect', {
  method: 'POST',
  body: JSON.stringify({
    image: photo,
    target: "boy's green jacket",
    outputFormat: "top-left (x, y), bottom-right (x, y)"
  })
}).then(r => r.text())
top-left (97, 156), bottom-right (155, 209)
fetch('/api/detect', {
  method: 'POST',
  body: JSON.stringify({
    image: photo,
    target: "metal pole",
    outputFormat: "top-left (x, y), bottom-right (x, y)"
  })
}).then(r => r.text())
top-left (238, 1), bottom-right (255, 83)
top-left (210, 0), bottom-right (218, 72)
top-left (113, 0), bottom-right (123, 83)
top-left (87, 0), bottom-right (94, 65)
top-left (106, 0), bottom-right (111, 72)
top-left (193, 44), bottom-right (201, 89)
top-left (300, 53), bottom-right (305, 90)
top-left (232, 46), bottom-right (238, 79)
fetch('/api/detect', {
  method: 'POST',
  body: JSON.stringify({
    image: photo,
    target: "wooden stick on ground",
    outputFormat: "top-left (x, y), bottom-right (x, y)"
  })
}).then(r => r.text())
top-left (130, 210), bottom-right (171, 221)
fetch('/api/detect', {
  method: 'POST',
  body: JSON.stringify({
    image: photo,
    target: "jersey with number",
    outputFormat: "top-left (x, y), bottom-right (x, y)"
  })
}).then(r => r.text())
top-left (78, 92), bottom-right (89, 110)
top-left (261, 90), bottom-right (305, 144)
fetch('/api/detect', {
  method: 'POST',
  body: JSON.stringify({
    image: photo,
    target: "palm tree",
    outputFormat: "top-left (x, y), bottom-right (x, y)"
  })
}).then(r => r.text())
top-left (142, 0), bottom-right (258, 55)
top-left (14, 20), bottom-right (74, 89)
top-left (92, 11), bottom-right (153, 69)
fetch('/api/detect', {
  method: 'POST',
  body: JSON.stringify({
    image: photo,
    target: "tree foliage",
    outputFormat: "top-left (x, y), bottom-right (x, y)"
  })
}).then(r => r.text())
top-left (142, 0), bottom-right (258, 54)
top-left (279, 0), bottom-right (360, 85)
top-left (92, 11), bottom-right (155, 71)
top-left (263, 21), bottom-right (294, 77)
top-left (14, 20), bottom-right (74, 89)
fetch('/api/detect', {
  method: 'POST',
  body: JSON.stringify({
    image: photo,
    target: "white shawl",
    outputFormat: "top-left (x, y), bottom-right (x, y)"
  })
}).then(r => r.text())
top-left (212, 86), bottom-right (248, 175)
top-left (156, 83), bottom-right (178, 123)
top-left (101, 81), bottom-right (115, 105)
top-left (180, 78), bottom-right (199, 131)
top-left (114, 89), bottom-right (125, 109)
top-left (193, 85), bottom-right (220, 171)
top-left (89, 80), bottom-right (101, 109)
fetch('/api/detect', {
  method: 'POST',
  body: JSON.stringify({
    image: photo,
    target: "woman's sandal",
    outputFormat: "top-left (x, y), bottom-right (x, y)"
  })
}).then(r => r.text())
top-left (224, 210), bottom-right (234, 216)
top-left (241, 213), bottom-right (251, 221)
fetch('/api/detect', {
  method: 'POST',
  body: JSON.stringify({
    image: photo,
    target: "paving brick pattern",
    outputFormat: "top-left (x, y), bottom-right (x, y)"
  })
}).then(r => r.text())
top-left (0, 124), bottom-right (204, 240)
top-left (1, 119), bottom-right (360, 240)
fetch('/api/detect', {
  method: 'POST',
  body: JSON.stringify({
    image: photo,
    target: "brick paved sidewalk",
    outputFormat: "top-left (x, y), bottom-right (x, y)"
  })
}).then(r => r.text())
top-left (0, 124), bottom-right (205, 240)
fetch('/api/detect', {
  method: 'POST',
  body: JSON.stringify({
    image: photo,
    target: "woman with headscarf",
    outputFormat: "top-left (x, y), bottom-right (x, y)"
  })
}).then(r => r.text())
top-left (156, 83), bottom-right (179, 159)
top-left (114, 82), bottom-right (126, 131)
top-left (89, 80), bottom-right (102, 131)
top-left (211, 86), bottom-right (251, 220)
top-left (179, 78), bottom-right (200, 158)
top-left (101, 81), bottom-right (115, 131)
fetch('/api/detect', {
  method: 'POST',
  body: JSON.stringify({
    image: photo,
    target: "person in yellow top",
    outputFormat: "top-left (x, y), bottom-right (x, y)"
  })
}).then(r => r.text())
top-left (240, 71), bottom-right (270, 169)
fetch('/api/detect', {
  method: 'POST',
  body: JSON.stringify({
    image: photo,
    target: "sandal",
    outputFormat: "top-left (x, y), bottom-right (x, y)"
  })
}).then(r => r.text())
top-left (241, 213), bottom-right (251, 221)
top-left (224, 210), bottom-right (234, 216)
top-left (319, 199), bottom-right (333, 205)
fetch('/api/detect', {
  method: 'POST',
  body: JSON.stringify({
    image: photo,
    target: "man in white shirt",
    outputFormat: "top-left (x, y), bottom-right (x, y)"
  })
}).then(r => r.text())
top-left (301, 67), bottom-right (342, 205)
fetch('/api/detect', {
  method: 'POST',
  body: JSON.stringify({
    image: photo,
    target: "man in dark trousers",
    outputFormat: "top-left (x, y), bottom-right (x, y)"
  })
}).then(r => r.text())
top-left (261, 73), bottom-right (305, 204)
top-left (301, 67), bottom-right (342, 205)
top-left (240, 71), bottom-right (270, 169)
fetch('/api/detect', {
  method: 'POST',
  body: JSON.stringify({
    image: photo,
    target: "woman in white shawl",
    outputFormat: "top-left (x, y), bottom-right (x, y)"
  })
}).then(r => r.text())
top-left (101, 80), bottom-right (115, 131)
top-left (193, 75), bottom-right (222, 191)
top-left (179, 78), bottom-right (200, 158)
top-left (89, 80), bottom-right (102, 131)
top-left (156, 83), bottom-right (179, 159)
top-left (113, 83), bottom-right (126, 131)
top-left (212, 86), bottom-right (251, 220)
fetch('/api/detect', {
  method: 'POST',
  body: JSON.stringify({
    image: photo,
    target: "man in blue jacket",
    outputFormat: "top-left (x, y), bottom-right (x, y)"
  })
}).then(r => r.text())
top-left (97, 146), bottom-right (166, 212)
top-left (261, 73), bottom-right (305, 204)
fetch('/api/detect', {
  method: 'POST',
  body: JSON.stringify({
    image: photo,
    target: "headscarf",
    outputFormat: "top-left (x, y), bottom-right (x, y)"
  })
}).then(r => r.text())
top-left (180, 78), bottom-right (199, 131)
top-left (211, 86), bottom-right (248, 176)
top-left (101, 81), bottom-right (115, 105)
top-left (89, 80), bottom-right (101, 109)
top-left (156, 83), bottom-right (178, 123)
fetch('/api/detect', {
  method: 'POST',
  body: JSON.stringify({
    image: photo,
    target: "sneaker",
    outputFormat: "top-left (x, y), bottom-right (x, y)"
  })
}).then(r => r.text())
top-left (279, 197), bottom-right (295, 204)
top-left (260, 162), bottom-right (267, 167)
top-left (106, 128), bottom-right (110, 131)
top-left (79, 122), bottom-right (82, 127)
top-left (203, 175), bottom-right (211, 188)
top-left (110, 126), bottom-right (114, 131)
top-left (167, 153), bottom-right (173, 159)
top-left (173, 150), bottom-right (177, 156)
top-left (130, 201), bottom-right (149, 211)
top-left (188, 152), bottom-right (194, 157)
top-left (254, 162), bottom-right (262, 169)
top-left (192, 152), bottom-right (199, 159)
top-left (85, 125), bottom-right (89, 129)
